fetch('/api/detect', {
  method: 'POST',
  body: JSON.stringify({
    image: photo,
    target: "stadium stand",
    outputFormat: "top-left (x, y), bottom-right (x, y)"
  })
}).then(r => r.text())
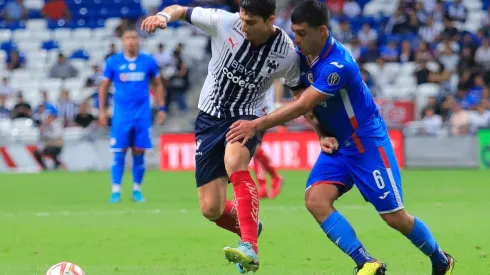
top-left (0, 0), bottom-right (490, 143)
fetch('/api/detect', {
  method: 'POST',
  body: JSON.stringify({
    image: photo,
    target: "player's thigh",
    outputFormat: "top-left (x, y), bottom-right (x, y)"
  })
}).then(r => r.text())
top-left (194, 112), bottom-right (228, 188)
top-left (110, 120), bottom-right (132, 150)
top-left (197, 176), bottom-right (229, 220)
top-left (132, 119), bottom-right (152, 150)
top-left (348, 142), bottom-right (404, 214)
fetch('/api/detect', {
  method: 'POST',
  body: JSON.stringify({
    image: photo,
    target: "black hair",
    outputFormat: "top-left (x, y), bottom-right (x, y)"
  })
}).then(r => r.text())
top-left (291, 0), bottom-right (330, 28)
top-left (240, 0), bottom-right (276, 19)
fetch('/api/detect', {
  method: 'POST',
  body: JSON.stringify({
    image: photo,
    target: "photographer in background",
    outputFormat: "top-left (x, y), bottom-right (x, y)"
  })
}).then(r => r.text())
top-left (33, 108), bottom-right (64, 170)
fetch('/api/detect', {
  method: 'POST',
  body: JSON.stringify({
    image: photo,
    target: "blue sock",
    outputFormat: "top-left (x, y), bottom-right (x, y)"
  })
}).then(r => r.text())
top-left (132, 153), bottom-right (145, 190)
top-left (321, 211), bottom-right (374, 266)
top-left (111, 151), bottom-right (126, 192)
top-left (406, 217), bottom-right (448, 267)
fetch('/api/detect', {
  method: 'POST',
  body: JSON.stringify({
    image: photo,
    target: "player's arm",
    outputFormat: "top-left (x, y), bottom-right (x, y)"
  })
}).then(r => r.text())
top-left (142, 5), bottom-right (226, 37)
top-left (98, 58), bottom-right (115, 126)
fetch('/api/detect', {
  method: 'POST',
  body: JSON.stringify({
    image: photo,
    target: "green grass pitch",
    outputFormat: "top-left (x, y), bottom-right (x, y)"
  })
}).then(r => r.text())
top-left (0, 170), bottom-right (489, 274)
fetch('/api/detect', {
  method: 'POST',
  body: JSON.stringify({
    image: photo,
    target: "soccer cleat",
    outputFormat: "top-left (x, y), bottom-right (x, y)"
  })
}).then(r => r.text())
top-left (353, 261), bottom-right (387, 275)
top-left (224, 242), bottom-right (259, 273)
top-left (268, 176), bottom-right (284, 199)
top-left (258, 187), bottom-right (268, 199)
top-left (132, 190), bottom-right (145, 203)
top-left (236, 221), bottom-right (263, 273)
top-left (432, 253), bottom-right (455, 275)
top-left (109, 192), bottom-right (121, 203)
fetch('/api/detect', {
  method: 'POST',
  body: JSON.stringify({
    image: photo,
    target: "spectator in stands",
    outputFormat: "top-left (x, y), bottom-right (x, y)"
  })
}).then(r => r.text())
top-left (360, 40), bottom-right (380, 63)
top-left (105, 43), bottom-right (117, 60)
top-left (374, 57), bottom-right (397, 91)
top-left (360, 66), bottom-right (376, 97)
top-left (415, 41), bottom-right (434, 61)
top-left (40, 90), bottom-right (56, 112)
top-left (399, 40), bottom-right (415, 63)
top-left (428, 61), bottom-right (451, 90)
top-left (57, 89), bottom-right (77, 127)
top-left (418, 16), bottom-right (442, 44)
top-left (432, 0), bottom-right (445, 25)
top-left (349, 38), bottom-right (362, 60)
top-left (33, 108), bottom-right (64, 170)
top-left (415, 55), bottom-right (431, 85)
top-left (49, 53), bottom-right (78, 79)
top-left (1, 0), bottom-right (27, 23)
top-left (458, 47), bottom-right (477, 76)
top-left (385, 5), bottom-right (418, 34)
top-left (449, 101), bottom-right (471, 136)
top-left (74, 101), bottom-right (95, 128)
top-left (420, 107), bottom-right (442, 136)
top-left (475, 37), bottom-right (490, 72)
top-left (342, 0), bottom-right (360, 18)
top-left (415, 1), bottom-right (428, 25)
top-left (6, 50), bottom-right (25, 71)
top-left (471, 103), bottom-right (490, 133)
top-left (11, 92), bottom-right (32, 119)
top-left (446, 0), bottom-right (467, 23)
top-left (0, 77), bottom-right (14, 97)
top-left (380, 39), bottom-right (399, 62)
top-left (336, 19), bottom-right (354, 44)
top-left (166, 50), bottom-right (189, 113)
top-left (441, 17), bottom-right (459, 39)
top-left (421, 0), bottom-right (436, 14)
top-left (0, 95), bottom-right (10, 119)
top-left (439, 47), bottom-right (459, 73)
top-left (357, 23), bottom-right (378, 46)
top-left (32, 103), bottom-right (46, 126)
top-left (85, 63), bottom-right (103, 88)
top-left (42, 0), bottom-right (71, 21)
top-left (481, 7), bottom-right (490, 28)
top-left (154, 43), bottom-right (172, 69)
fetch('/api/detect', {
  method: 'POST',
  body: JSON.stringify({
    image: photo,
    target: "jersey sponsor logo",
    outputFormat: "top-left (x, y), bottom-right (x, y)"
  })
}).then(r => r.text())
top-left (327, 72), bottom-right (340, 85)
top-left (222, 67), bottom-right (257, 89)
top-left (228, 37), bottom-right (239, 49)
top-left (329, 61), bottom-right (344, 68)
top-left (119, 72), bottom-right (145, 82)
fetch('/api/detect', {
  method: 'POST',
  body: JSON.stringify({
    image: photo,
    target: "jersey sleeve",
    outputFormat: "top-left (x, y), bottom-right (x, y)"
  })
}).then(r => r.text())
top-left (311, 63), bottom-right (349, 96)
top-left (283, 53), bottom-right (302, 90)
top-left (103, 57), bottom-right (115, 81)
top-left (185, 7), bottom-right (230, 37)
top-left (148, 56), bottom-right (160, 79)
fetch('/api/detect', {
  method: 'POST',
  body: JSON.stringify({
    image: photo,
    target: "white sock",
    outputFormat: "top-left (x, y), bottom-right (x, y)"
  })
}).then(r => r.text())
top-left (133, 184), bottom-right (142, 192)
top-left (112, 184), bottom-right (121, 193)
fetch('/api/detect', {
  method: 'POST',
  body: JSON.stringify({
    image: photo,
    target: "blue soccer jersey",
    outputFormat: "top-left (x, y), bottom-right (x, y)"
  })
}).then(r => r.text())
top-left (300, 35), bottom-right (404, 214)
top-left (103, 52), bottom-right (159, 150)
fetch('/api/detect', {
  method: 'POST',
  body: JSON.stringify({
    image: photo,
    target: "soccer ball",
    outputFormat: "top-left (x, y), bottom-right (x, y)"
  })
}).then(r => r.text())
top-left (46, 262), bottom-right (85, 275)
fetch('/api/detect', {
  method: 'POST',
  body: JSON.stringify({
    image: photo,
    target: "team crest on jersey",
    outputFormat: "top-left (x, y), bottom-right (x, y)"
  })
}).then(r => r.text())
top-left (307, 72), bottom-right (314, 83)
top-left (128, 63), bottom-right (136, 71)
top-left (327, 72), bottom-right (340, 85)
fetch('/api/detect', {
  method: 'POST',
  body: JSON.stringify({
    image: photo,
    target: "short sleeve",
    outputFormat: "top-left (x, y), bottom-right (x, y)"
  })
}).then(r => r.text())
top-left (186, 7), bottom-right (231, 37)
top-left (148, 56), bottom-right (160, 79)
top-left (103, 57), bottom-right (115, 81)
top-left (311, 63), bottom-right (349, 96)
top-left (283, 53), bottom-right (302, 90)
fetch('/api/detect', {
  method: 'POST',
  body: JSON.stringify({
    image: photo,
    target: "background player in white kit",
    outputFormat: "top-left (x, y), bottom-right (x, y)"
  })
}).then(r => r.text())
top-left (141, 0), bottom-right (303, 272)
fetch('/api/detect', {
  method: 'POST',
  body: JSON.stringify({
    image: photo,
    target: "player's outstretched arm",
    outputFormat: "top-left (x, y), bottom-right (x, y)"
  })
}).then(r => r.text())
top-left (226, 87), bottom-right (329, 145)
top-left (141, 5), bottom-right (188, 34)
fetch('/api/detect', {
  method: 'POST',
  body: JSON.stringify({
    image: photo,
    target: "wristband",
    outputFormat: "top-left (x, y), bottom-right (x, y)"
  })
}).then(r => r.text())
top-left (158, 106), bottom-right (167, 112)
top-left (157, 12), bottom-right (171, 23)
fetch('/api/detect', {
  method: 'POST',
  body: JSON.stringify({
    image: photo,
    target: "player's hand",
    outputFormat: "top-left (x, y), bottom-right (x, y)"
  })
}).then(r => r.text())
top-left (98, 113), bottom-right (108, 127)
top-left (141, 15), bottom-right (168, 34)
top-left (320, 136), bottom-right (339, 154)
top-left (157, 111), bottom-right (166, 125)
top-left (226, 120), bottom-right (258, 146)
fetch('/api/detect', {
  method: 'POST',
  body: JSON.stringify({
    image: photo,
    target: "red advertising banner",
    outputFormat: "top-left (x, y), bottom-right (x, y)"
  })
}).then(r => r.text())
top-left (375, 98), bottom-right (415, 125)
top-left (159, 130), bottom-right (404, 171)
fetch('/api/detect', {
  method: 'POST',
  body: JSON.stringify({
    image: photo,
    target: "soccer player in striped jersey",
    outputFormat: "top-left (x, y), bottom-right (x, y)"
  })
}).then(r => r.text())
top-left (226, 1), bottom-right (455, 274)
top-left (142, 0), bottom-right (302, 272)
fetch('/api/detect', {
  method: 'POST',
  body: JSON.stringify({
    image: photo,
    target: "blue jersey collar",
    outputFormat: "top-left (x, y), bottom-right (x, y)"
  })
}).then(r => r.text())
top-left (310, 34), bottom-right (335, 67)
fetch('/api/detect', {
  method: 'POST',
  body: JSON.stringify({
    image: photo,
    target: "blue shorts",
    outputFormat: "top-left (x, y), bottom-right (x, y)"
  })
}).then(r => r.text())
top-left (110, 119), bottom-right (152, 151)
top-left (194, 111), bottom-right (260, 187)
top-left (306, 141), bottom-right (404, 214)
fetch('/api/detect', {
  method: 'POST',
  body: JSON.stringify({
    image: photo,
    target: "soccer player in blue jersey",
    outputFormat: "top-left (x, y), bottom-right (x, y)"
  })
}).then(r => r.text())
top-left (99, 29), bottom-right (166, 203)
top-left (227, 1), bottom-right (455, 274)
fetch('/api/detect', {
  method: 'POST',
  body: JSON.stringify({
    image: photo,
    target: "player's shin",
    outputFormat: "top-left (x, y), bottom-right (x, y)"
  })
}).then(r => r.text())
top-left (111, 151), bottom-right (126, 193)
top-left (405, 217), bottom-right (448, 268)
top-left (230, 170), bottom-right (259, 253)
top-left (132, 152), bottom-right (145, 191)
top-left (214, 199), bottom-right (241, 236)
top-left (321, 211), bottom-right (374, 266)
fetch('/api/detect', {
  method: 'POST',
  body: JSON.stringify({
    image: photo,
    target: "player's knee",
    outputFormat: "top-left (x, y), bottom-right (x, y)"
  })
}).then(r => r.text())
top-left (200, 203), bottom-right (223, 221)
top-left (305, 192), bottom-right (335, 223)
top-left (381, 209), bottom-right (414, 234)
top-left (132, 149), bottom-right (145, 156)
top-left (224, 147), bottom-right (250, 173)
top-left (113, 151), bottom-right (126, 164)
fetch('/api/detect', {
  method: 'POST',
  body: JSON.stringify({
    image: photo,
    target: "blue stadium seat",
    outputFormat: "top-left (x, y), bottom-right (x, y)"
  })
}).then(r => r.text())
top-left (41, 40), bottom-right (60, 51)
top-left (70, 49), bottom-right (90, 60)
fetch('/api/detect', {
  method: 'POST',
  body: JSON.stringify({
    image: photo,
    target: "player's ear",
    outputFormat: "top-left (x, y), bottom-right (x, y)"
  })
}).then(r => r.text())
top-left (267, 15), bottom-right (275, 25)
top-left (319, 25), bottom-right (328, 37)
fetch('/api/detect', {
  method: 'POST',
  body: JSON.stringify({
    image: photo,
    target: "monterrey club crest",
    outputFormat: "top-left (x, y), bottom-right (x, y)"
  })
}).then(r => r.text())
top-left (327, 72), bottom-right (340, 85)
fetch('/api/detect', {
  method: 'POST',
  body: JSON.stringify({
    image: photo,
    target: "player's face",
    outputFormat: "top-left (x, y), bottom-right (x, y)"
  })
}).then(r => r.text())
top-left (239, 9), bottom-right (274, 42)
top-left (291, 23), bottom-right (327, 56)
top-left (122, 31), bottom-right (139, 52)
